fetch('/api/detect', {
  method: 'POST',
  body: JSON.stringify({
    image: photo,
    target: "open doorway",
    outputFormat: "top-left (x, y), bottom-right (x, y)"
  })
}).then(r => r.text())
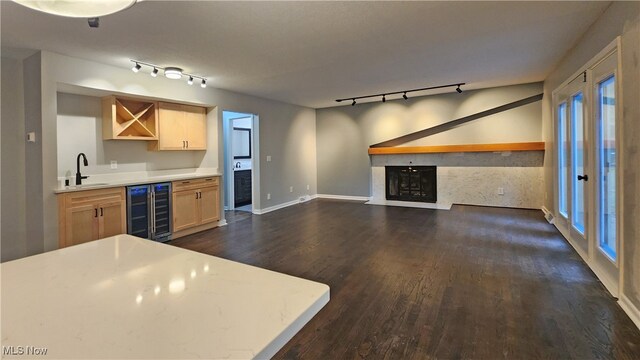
top-left (222, 111), bottom-right (259, 214)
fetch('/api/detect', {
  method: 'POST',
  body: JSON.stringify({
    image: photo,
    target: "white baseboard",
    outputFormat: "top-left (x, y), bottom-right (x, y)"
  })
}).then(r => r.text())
top-left (619, 294), bottom-right (640, 331)
top-left (316, 194), bottom-right (370, 202)
top-left (253, 195), bottom-right (319, 215)
top-left (541, 206), bottom-right (555, 224)
top-left (366, 199), bottom-right (452, 210)
top-left (217, 219), bottom-right (228, 227)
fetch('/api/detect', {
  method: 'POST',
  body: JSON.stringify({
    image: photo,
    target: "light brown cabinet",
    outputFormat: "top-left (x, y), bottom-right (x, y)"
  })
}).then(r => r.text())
top-left (172, 177), bottom-right (220, 237)
top-left (58, 187), bottom-right (126, 248)
top-left (102, 96), bottom-right (158, 140)
top-left (149, 102), bottom-right (207, 151)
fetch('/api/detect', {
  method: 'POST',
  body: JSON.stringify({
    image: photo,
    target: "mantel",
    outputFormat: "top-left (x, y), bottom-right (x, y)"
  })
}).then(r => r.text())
top-left (368, 142), bottom-right (545, 155)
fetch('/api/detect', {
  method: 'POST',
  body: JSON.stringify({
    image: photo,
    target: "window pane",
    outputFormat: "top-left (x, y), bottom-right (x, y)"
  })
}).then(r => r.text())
top-left (571, 92), bottom-right (585, 234)
top-left (558, 103), bottom-right (568, 217)
top-left (598, 76), bottom-right (616, 260)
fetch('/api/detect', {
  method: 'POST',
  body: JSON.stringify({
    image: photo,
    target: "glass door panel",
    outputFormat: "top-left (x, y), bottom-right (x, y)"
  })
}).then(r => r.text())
top-left (558, 102), bottom-right (568, 218)
top-left (597, 75), bottom-right (616, 260)
top-left (571, 93), bottom-right (586, 235)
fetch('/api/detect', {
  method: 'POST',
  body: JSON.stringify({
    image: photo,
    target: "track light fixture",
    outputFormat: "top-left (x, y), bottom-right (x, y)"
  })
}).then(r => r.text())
top-left (130, 60), bottom-right (207, 89)
top-left (336, 82), bottom-right (465, 105)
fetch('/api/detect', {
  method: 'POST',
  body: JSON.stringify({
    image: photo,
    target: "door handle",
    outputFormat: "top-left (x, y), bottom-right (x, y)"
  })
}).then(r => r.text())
top-left (577, 174), bottom-right (589, 181)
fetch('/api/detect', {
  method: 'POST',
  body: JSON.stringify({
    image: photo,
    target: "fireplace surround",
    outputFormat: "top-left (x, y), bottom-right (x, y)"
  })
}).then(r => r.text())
top-left (385, 166), bottom-right (437, 203)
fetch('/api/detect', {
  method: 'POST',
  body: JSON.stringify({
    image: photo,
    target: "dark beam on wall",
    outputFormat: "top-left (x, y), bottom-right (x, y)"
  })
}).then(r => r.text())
top-left (370, 93), bottom-right (544, 148)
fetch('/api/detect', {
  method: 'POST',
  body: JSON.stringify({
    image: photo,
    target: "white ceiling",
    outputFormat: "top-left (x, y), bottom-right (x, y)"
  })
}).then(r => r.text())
top-left (1, 1), bottom-right (609, 108)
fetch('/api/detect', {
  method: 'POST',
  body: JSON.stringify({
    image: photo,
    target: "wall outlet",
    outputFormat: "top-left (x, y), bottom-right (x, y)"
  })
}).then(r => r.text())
top-left (306, 184), bottom-right (310, 190)
top-left (497, 187), bottom-right (504, 195)
top-left (266, 155), bottom-right (272, 162)
top-left (289, 186), bottom-right (293, 193)
top-left (267, 193), bottom-right (271, 200)
top-left (110, 160), bottom-right (118, 169)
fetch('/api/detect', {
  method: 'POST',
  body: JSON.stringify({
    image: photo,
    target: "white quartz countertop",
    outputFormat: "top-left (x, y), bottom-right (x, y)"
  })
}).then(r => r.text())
top-left (1, 235), bottom-right (330, 359)
top-left (54, 172), bottom-right (222, 194)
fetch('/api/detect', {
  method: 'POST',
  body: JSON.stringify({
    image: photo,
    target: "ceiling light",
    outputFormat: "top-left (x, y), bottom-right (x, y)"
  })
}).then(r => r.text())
top-left (131, 62), bottom-right (141, 73)
top-left (403, 92), bottom-right (408, 100)
top-left (151, 67), bottom-right (158, 77)
top-left (13, 0), bottom-right (137, 18)
top-left (201, 79), bottom-right (207, 88)
top-left (164, 67), bottom-right (183, 80)
top-left (352, 99), bottom-right (356, 106)
top-left (335, 82), bottom-right (466, 104)
top-left (456, 85), bottom-right (463, 93)
top-left (382, 95), bottom-right (386, 103)
top-left (187, 76), bottom-right (194, 85)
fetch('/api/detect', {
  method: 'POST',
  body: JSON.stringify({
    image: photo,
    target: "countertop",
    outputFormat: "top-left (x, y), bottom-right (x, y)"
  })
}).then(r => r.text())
top-left (1, 234), bottom-right (330, 359)
top-left (54, 172), bottom-right (222, 194)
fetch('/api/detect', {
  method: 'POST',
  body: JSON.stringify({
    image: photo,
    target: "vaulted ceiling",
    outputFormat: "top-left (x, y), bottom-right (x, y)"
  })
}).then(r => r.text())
top-left (1, 1), bottom-right (609, 108)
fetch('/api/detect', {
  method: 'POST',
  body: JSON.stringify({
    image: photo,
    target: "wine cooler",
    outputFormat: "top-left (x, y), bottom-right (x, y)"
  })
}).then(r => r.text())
top-left (126, 183), bottom-right (172, 242)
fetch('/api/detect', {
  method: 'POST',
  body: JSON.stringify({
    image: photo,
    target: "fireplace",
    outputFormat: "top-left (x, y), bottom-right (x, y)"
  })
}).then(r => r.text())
top-left (385, 166), bottom-right (437, 203)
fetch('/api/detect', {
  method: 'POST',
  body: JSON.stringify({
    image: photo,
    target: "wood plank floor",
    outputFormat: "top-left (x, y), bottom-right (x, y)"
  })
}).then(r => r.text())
top-left (170, 200), bottom-right (640, 359)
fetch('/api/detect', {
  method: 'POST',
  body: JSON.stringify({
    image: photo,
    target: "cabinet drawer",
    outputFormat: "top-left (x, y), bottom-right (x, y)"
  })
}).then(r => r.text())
top-left (62, 187), bottom-right (125, 207)
top-left (172, 177), bottom-right (219, 192)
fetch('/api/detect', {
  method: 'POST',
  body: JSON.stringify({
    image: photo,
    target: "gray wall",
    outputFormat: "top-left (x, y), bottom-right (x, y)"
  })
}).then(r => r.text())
top-left (316, 83), bottom-right (543, 196)
top-left (541, 1), bottom-right (640, 313)
top-left (1, 56), bottom-right (26, 261)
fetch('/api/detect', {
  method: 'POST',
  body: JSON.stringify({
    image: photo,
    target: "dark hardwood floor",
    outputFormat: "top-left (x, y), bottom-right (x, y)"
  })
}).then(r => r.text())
top-left (170, 199), bottom-right (640, 359)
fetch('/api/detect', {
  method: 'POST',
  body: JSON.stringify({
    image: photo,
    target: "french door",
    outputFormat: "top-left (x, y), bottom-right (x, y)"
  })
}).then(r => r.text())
top-left (555, 48), bottom-right (620, 296)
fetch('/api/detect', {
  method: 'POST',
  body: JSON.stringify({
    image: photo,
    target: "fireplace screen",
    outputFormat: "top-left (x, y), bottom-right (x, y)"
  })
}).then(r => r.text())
top-left (385, 166), bottom-right (437, 203)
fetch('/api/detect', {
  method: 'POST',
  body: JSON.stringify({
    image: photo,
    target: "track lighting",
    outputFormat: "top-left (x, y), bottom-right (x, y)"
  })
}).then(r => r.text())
top-left (336, 82), bottom-right (465, 105)
top-left (130, 60), bottom-right (207, 89)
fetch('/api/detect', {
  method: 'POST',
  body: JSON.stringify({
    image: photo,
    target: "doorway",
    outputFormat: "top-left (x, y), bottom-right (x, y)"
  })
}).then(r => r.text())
top-left (554, 42), bottom-right (621, 297)
top-left (222, 111), bottom-right (259, 214)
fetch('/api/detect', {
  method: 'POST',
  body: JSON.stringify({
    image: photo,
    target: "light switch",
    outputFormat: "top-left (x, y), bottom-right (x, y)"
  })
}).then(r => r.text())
top-left (110, 161), bottom-right (118, 169)
top-left (26, 132), bottom-right (36, 143)
top-left (266, 155), bottom-right (272, 162)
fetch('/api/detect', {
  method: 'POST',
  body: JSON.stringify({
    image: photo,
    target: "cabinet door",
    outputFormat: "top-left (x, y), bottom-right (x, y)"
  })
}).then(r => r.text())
top-left (184, 105), bottom-right (207, 150)
top-left (65, 204), bottom-right (99, 247)
top-left (173, 190), bottom-right (199, 231)
top-left (98, 200), bottom-right (126, 239)
top-left (158, 102), bottom-right (186, 150)
top-left (199, 186), bottom-right (220, 224)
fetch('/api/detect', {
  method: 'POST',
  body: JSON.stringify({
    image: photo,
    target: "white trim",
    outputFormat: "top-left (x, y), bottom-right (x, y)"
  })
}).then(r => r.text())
top-left (366, 199), bottom-right (452, 210)
top-left (253, 196), bottom-right (318, 215)
top-left (619, 295), bottom-right (640, 331)
top-left (217, 219), bottom-right (228, 227)
top-left (316, 194), bottom-right (370, 202)
top-left (541, 206), bottom-right (554, 224)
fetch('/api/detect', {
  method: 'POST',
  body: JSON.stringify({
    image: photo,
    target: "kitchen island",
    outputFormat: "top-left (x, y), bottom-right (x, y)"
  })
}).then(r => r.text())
top-left (1, 234), bottom-right (330, 359)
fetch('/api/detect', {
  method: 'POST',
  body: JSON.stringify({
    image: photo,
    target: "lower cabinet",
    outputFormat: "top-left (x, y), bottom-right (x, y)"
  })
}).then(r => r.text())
top-left (58, 187), bottom-right (126, 248)
top-left (172, 177), bottom-right (220, 237)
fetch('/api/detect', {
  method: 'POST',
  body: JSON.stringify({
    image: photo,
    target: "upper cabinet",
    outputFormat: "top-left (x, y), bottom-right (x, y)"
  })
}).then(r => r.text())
top-left (102, 96), bottom-right (158, 140)
top-left (148, 102), bottom-right (207, 151)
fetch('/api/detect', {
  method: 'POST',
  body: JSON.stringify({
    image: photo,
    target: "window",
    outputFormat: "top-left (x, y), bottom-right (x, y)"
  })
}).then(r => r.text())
top-left (597, 75), bottom-right (616, 259)
top-left (558, 102), bottom-right (568, 217)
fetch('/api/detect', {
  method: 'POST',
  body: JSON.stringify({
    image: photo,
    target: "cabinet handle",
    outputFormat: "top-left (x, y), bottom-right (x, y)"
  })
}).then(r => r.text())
top-left (199, 191), bottom-right (202, 198)
top-left (183, 140), bottom-right (186, 149)
top-left (205, 178), bottom-right (213, 181)
top-left (95, 208), bottom-right (98, 218)
top-left (195, 192), bottom-right (199, 199)
top-left (182, 181), bottom-right (190, 184)
top-left (100, 207), bottom-right (103, 217)
top-left (186, 141), bottom-right (189, 148)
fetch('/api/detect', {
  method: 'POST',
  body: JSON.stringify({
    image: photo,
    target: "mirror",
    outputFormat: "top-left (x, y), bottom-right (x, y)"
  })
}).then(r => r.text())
top-left (233, 128), bottom-right (251, 159)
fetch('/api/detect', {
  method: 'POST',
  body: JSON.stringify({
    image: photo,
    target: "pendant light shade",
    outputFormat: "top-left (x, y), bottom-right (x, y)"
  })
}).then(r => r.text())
top-left (13, 0), bottom-right (137, 18)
